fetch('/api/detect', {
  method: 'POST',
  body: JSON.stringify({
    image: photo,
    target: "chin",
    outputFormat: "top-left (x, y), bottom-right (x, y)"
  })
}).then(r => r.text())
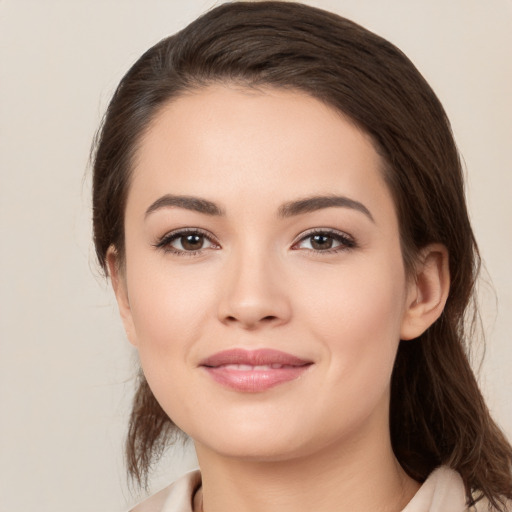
top-left (195, 435), bottom-right (310, 462)
top-left (187, 411), bottom-right (359, 464)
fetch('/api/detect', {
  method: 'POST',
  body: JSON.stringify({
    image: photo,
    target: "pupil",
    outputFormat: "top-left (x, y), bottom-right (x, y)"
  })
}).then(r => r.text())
top-left (311, 234), bottom-right (332, 250)
top-left (182, 234), bottom-right (203, 250)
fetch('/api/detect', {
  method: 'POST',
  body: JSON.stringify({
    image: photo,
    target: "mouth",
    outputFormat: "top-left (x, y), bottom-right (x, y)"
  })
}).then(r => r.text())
top-left (199, 348), bottom-right (313, 393)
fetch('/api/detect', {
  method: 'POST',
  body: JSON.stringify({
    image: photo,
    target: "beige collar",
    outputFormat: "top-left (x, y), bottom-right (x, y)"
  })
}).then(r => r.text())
top-left (131, 466), bottom-right (469, 512)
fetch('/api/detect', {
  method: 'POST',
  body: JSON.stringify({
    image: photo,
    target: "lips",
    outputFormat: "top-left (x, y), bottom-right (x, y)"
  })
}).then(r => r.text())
top-left (199, 349), bottom-right (313, 392)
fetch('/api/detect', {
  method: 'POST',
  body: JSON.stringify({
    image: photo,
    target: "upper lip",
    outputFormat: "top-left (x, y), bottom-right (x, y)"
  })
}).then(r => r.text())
top-left (199, 348), bottom-right (312, 368)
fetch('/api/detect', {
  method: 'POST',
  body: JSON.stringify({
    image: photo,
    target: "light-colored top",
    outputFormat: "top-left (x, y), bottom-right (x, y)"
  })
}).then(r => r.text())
top-left (130, 466), bottom-right (489, 512)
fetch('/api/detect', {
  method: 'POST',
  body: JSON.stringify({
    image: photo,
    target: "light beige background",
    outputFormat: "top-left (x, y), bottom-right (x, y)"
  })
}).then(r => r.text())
top-left (0, 0), bottom-right (510, 510)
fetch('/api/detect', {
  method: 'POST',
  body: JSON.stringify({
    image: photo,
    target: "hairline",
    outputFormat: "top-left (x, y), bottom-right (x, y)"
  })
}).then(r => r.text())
top-left (111, 79), bottom-right (416, 278)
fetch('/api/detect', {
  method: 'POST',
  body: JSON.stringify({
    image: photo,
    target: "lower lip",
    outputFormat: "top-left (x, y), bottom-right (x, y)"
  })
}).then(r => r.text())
top-left (203, 365), bottom-right (311, 392)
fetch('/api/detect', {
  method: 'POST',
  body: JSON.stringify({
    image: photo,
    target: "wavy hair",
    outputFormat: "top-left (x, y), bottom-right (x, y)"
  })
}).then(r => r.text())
top-left (91, 2), bottom-right (512, 509)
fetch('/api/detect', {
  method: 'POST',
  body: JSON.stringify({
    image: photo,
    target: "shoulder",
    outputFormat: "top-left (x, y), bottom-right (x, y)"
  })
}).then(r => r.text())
top-left (403, 466), bottom-right (511, 512)
top-left (130, 470), bottom-right (202, 512)
top-left (402, 466), bottom-right (467, 511)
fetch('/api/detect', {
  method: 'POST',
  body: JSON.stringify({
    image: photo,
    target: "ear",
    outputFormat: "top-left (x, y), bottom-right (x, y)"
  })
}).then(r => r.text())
top-left (400, 243), bottom-right (450, 340)
top-left (106, 246), bottom-right (138, 347)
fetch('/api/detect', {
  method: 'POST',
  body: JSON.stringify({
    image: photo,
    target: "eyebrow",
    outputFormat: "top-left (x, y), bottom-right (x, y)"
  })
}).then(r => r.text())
top-left (278, 195), bottom-right (374, 222)
top-left (145, 193), bottom-right (374, 222)
top-left (145, 194), bottom-right (225, 218)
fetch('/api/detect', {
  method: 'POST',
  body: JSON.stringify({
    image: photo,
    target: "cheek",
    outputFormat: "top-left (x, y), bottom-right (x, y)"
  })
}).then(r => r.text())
top-left (125, 261), bottom-right (216, 425)
top-left (297, 254), bottom-right (407, 394)
top-left (125, 252), bottom-right (217, 359)
top-left (299, 253), bottom-right (406, 338)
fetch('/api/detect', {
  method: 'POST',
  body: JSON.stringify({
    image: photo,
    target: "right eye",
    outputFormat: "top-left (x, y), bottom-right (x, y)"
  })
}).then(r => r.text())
top-left (291, 228), bottom-right (356, 254)
top-left (154, 229), bottom-right (220, 256)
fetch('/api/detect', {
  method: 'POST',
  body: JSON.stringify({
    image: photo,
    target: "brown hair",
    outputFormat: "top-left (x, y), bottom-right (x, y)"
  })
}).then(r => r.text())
top-left (91, 1), bottom-right (512, 508)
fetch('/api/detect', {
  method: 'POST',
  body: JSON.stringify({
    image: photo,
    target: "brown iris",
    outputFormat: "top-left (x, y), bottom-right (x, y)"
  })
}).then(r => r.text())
top-left (181, 234), bottom-right (204, 251)
top-left (310, 234), bottom-right (334, 250)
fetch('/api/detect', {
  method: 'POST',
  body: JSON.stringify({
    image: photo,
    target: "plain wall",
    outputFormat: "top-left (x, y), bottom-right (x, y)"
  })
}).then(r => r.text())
top-left (0, 1), bottom-right (510, 510)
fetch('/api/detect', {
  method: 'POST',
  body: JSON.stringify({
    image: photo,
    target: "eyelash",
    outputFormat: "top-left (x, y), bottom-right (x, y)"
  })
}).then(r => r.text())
top-left (291, 228), bottom-right (356, 254)
top-left (154, 228), bottom-right (356, 257)
top-left (153, 228), bottom-right (219, 257)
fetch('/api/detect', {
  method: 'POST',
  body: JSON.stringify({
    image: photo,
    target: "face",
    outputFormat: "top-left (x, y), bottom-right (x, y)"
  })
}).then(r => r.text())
top-left (114, 85), bottom-right (419, 462)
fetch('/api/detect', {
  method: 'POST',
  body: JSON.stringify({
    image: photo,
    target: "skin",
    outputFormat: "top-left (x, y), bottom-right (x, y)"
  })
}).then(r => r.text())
top-left (109, 85), bottom-right (450, 512)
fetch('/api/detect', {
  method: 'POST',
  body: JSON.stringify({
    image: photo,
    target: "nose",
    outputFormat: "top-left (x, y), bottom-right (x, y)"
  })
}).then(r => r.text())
top-left (217, 247), bottom-right (292, 330)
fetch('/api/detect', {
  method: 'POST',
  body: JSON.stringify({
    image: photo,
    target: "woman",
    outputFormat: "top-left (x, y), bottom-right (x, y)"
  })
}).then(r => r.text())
top-left (91, 2), bottom-right (512, 511)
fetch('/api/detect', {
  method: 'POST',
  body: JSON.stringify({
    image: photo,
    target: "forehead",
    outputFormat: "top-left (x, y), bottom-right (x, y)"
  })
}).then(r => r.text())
top-left (129, 84), bottom-right (394, 219)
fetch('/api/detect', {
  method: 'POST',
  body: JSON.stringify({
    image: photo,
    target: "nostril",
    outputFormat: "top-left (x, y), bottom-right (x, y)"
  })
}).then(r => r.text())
top-left (224, 314), bottom-right (278, 326)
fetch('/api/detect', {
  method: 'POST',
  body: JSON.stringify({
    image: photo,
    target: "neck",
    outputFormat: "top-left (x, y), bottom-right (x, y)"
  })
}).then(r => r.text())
top-left (194, 425), bottom-right (419, 512)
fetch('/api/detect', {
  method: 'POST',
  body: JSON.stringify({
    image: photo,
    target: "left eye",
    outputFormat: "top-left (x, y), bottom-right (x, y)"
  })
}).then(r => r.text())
top-left (171, 233), bottom-right (213, 251)
top-left (155, 230), bottom-right (219, 254)
top-left (293, 231), bottom-right (355, 252)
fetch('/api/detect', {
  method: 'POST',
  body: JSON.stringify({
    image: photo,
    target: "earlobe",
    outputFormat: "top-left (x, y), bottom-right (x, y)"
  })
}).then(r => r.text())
top-left (106, 246), bottom-right (138, 347)
top-left (400, 244), bottom-right (450, 340)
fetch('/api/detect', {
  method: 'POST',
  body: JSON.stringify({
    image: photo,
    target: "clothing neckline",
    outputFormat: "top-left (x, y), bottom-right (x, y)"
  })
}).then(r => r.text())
top-left (130, 466), bottom-right (469, 512)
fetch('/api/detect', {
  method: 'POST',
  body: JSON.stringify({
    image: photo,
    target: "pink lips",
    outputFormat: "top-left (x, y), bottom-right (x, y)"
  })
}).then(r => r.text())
top-left (200, 349), bottom-right (312, 392)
